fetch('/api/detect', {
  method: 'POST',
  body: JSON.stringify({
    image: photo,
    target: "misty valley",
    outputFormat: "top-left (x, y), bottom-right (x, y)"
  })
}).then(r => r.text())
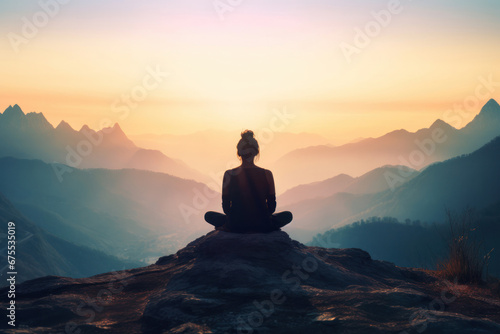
top-left (0, 100), bottom-right (499, 285)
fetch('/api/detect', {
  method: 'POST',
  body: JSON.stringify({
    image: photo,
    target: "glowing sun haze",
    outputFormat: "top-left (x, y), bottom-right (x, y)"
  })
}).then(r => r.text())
top-left (1, 0), bottom-right (499, 143)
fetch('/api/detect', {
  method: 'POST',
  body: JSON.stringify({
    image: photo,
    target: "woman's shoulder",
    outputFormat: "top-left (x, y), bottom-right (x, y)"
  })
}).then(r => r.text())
top-left (255, 167), bottom-right (274, 180)
top-left (260, 167), bottom-right (273, 174)
top-left (263, 168), bottom-right (274, 181)
top-left (225, 167), bottom-right (247, 176)
top-left (224, 167), bottom-right (238, 176)
top-left (226, 166), bottom-right (273, 176)
top-left (253, 166), bottom-right (273, 176)
top-left (250, 166), bottom-right (273, 175)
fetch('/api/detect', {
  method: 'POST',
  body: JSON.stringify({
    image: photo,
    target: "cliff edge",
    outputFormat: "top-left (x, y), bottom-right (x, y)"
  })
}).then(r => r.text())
top-left (2, 231), bottom-right (500, 333)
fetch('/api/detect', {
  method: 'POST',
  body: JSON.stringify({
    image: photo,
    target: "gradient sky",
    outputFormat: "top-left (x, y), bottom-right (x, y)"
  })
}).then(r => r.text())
top-left (1, 0), bottom-right (499, 143)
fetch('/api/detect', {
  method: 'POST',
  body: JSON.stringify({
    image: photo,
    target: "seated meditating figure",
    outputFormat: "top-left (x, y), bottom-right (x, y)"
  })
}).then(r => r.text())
top-left (205, 130), bottom-right (293, 233)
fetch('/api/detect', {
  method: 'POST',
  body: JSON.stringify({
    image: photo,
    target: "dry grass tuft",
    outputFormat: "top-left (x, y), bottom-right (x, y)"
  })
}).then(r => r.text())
top-left (438, 209), bottom-right (493, 285)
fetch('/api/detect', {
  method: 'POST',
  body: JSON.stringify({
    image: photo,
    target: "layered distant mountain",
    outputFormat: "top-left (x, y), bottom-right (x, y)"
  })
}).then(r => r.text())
top-left (0, 192), bottom-right (139, 285)
top-left (131, 130), bottom-right (331, 187)
top-left (311, 212), bottom-right (500, 277)
top-left (363, 134), bottom-right (500, 222)
top-left (278, 165), bottom-right (418, 207)
top-left (0, 157), bottom-right (217, 263)
top-left (274, 99), bottom-right (500, 189)
top-left (0, 105), bottom-right (206, 182)
top-left (285, 135), bottom-right (500, 242)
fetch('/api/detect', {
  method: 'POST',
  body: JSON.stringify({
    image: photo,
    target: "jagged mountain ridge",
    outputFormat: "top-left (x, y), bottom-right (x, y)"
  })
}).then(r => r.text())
top-left (274, 99), bottom-right (500, 189)
top-left (285, 135), bottom-right (500, 241)
top-left (1, 231), bottom-right (499, 333)
top-left (365, 134), bottom-right (500, 222)
top-left (0, 105), bottom-right (205, 182)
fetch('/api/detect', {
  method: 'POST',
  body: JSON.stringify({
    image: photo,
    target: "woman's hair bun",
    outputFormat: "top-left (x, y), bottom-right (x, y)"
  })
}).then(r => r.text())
top-left (241, 130), bottom-right (254, 140)
top-left (237, 129), bottom-right (259, 159)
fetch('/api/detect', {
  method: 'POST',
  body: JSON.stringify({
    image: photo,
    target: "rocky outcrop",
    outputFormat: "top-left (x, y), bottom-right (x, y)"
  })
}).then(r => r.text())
top-left (2, 231), bottom-right (500, 333)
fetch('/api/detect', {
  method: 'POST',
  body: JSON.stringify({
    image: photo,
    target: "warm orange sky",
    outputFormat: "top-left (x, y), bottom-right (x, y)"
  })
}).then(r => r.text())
top-left (1, 1), bottom-right (500, 143)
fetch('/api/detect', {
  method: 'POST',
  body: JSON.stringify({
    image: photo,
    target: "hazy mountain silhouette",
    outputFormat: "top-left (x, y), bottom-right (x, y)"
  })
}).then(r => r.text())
top-left (311, 217), bottom-right (445, 270)
top-left (131, 130), bottom-right (331, 187)
top-left (0, 157), bottom-right (217, 264)
top-left (0, 191), bottom-right (139, 286)
top-left (311, 211), bottom-right (500, 277)
top-left (0, 105), bottom-right (206, 182)
top-left (344, 165), bottom-right (418, 194)
top-left (461, 99), bottom-right (500, 149)
top-left (364, 135), bottom-right (500, 222)
top-left (279, 173), bottom-right (355, 206)
top-left (274, 99), bottom-right (500, 190)
top-left (2, 231), bottom-right (499, 333)
top-left (279, 165), bottom-right (418, 207)
top-left (286, 135), bottom-right (500, 242)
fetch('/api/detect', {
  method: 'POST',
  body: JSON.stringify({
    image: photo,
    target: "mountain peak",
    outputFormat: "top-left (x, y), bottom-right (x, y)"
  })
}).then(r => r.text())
top-left (1, 105), bottom-right (54, 132)
top-left (25, 111), bottom-right (54, 130)
top-left (1, 105), bottom-right (54, 131)
top-left (2, 104), bottom-right (25, 118)
top-left (109, 123), bottom-right (130, 138)
top-left (481, 98), bottom-right (500, 114)
top-left (381, 128), bottom-right (410, 140)
top-left (97, 122), bottom-right (136, 148)
top-left (56, 120), bottom-right (75, 132)
top-left (79, 124), bottom-right (92, 132)
top-left (430, 118), bottom-right (453, 130)
top-left (462, 99), bottom-right (500, 135)
top-left (100, 122), bottom-right (125, 133)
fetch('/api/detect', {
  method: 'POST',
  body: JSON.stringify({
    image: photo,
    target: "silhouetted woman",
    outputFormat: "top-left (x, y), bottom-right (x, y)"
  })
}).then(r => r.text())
top-left (205, 130), bottom-right (293, 233)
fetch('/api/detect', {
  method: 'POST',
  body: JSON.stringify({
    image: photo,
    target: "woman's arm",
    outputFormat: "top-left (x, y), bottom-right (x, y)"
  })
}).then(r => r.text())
top-left (222, 170), bottom-right (231, 215)
top-left (265, 170), bottom-right (277, 214)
